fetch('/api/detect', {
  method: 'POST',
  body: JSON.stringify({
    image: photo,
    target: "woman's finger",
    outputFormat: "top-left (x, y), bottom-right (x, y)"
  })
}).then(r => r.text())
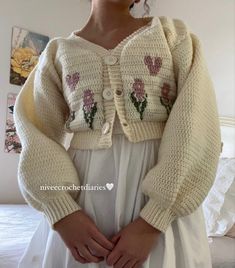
top-left (132, 260), bottom-right (142, 268)
top-left (124, 258), bottom-right (139, 268)
top-left (87, 237), bottom-right (111, 257)
top-left (78, 244), bottom-right (104, 263)
top-left (111, 233), bottom-right (121, 244)
top-left (113, 254), bottom-right (130, 268)
top-left (106, 246), bottom-right (122, 266)
top-left (70, 246), bottom-right (88, 263)
top-left (91, 227), bottom-right (115, 250)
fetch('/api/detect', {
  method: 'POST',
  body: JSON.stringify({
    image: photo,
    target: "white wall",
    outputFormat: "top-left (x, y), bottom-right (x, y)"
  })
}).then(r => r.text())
top-left (153, 0), bottom-right (235, 118)
top-left (0, 0), bottom-right (91, 203)
top-left (0, 0), bottom-right (234, 203)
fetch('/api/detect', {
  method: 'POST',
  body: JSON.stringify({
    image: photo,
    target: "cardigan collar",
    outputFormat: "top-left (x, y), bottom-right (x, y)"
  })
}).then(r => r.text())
top-left (67, 16), bottom-right (160, 56)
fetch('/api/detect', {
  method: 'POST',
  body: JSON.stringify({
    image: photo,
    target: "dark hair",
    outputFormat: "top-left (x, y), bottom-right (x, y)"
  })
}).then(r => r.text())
top-left (88, 0), bottom-right (150, 17)
top-left (129, 0), bottom-right (150, 17)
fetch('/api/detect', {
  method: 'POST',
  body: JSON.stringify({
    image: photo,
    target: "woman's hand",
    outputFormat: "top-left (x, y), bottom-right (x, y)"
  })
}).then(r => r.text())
top-left (106, 217), bottom-right (161, 268)
top-left (54, 209), bottom-right (115, 264)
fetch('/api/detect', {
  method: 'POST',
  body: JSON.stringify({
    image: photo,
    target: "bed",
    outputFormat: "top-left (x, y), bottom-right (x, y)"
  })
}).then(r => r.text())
top-left (208, 236), bottom-right (235, 268)
top-left (203, 116), bottom-right (235, 268)
top-left (0, 116), bottom-right (234, 268)
top-left (0, 204), bottom-right (42, 268)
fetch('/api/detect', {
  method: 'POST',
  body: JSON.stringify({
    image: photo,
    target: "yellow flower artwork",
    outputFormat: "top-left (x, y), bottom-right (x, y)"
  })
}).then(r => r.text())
top-left (10, 26), bottom-right (49, 85)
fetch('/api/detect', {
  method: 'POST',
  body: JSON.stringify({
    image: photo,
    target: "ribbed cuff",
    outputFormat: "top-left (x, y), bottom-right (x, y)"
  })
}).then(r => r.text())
top-left (42, 193), bottom-right (82, 229)
top-left (139, 198), bottom-right (176, 233)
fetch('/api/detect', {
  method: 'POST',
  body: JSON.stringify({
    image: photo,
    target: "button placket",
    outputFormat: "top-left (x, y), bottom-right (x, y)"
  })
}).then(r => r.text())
top-left (115, 89), bottom-right (123, 96)
top-left (102, 121), bottom-right (110, 135)
top-left (102, 87), bottom-right (114, 100)
top-left (122, 119), bottom-right (129, 127)
top-left (104, 55), bottom-right (118, 65)
top-left (100, 54), bottom-right (118, 138)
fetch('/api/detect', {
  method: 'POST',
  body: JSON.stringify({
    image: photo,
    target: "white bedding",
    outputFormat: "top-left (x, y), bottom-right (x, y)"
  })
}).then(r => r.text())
top-left (0, 204), bottom-right (42, 268)
top-left (202, 157), bottom-right (235, 236)
top-left (208, 236), bottom-right (235, 268)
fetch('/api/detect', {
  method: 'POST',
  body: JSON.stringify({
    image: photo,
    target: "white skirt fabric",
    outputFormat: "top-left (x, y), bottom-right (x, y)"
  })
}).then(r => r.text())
top-left (18, 114), bottom-right (212, 268)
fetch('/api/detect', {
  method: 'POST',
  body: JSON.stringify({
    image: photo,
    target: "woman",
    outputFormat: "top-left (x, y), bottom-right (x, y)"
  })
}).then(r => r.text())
top-left (14, 0), bottom-right (221, 267)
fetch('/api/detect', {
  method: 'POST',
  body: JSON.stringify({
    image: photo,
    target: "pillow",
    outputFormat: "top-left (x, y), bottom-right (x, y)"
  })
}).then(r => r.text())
top-left (202, 157), bottom-right (235, 236)
top-left (225, 223), bottom-right (235, 238)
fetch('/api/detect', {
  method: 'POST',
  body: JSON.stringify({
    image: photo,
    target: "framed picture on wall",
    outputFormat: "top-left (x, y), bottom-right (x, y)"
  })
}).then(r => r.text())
top-left (4, 93), bottom-right (22, 153)
top-left (10, 26), bottom-right (49, 86)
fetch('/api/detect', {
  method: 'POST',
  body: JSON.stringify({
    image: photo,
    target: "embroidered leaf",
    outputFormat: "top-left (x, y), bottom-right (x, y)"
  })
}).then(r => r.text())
top-left (130, 78), bottom-right (148, 120)
top-left (82, 89), bottom-right (97, 129)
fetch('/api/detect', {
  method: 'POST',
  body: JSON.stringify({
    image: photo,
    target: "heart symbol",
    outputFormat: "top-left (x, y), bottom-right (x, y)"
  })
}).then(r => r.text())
top-left (106, 183), bottom-right (114, 191)
top-left (144, 55), bottom-right (162, 75)
top-left (66, 72), bottom-right (80, 92)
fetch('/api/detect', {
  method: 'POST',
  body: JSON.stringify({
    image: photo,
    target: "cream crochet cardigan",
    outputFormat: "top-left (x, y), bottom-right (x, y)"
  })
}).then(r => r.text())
top-left (13, 16), bottom-right (222, 233)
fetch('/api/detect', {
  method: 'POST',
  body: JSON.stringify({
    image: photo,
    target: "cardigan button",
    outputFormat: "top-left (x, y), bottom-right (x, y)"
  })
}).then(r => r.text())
top-left (104, 55), bottom-right (118, 65)
top-left (122, 121), bottom-right (128, 127)
top-left (102, 88), bottom-right (114, 100)
top-left (102, 122), bottom-right (110, 134)
top-left (115, 89), bottom-right (123, 96)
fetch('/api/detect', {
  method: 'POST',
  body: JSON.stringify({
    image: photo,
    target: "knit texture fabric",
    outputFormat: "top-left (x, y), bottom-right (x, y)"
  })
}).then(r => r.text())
top-left (13, 16), bottom-right (221, 232)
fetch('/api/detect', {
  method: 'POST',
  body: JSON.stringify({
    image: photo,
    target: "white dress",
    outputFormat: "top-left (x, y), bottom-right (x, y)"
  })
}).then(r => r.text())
top-left (18, 112), bottom-right (212, 268)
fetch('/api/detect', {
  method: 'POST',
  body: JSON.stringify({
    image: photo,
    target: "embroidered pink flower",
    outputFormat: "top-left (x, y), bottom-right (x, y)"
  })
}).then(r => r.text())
top-left (161, 83), bottom-right (171, 98)
top-left (82, 89), bottom-right (97, 129)
top-left (66, 72), bottom-right (80, 92)
top-left (144, 55), bottom-right (162, 75)
top-left (159, 83), bottom-right (177, 115)
top-left (83, 89), bottom-right (95, 112)
top-left (133, 78), bottom-right (145, 101)
top-left (130, 78), bottom-right (148, 120)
